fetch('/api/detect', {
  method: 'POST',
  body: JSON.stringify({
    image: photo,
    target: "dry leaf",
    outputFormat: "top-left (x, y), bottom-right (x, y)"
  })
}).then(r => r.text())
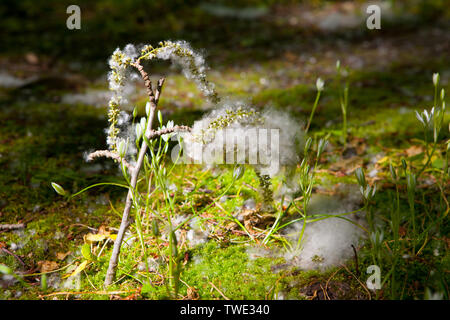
top-left (56, 251), bottom-right (71, 261)
top-left (38, 260), bottom-right (59, 273)
top-left (329, 156), bottom-right (363, 175)
top-left (85, 233), bottom-right (107, 242)
top-left (376, 156), bottom-right (390, 165)
top-left (62, 260), bottom-right (88, 279)
top-left (406, 145), bottom-right (423, 157)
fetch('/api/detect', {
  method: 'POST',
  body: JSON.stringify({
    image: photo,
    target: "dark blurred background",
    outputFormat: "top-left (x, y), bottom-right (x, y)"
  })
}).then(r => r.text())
top-left (1, 0), bottom-right (449, 69)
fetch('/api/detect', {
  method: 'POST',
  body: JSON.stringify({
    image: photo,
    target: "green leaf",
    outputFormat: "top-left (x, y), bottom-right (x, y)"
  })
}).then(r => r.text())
top-left (51, 182), bottom-right (66, 196)
top-left (0, 264), bottom-right (12, 275)
top-left (432, 158), bottom-right (445, 169)
top-left (81, 243), bottom-right (94, 261)
top-left (41, 274), bottom-right (47, 291)
top-left (62, 260), bottom-right (88, 279)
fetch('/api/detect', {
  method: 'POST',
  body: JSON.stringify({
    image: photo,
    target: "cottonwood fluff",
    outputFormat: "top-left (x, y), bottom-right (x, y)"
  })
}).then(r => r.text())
top-left (180, 99), bottom-right (304, 177)
top-left (283, 186), bottom-right (366, 270)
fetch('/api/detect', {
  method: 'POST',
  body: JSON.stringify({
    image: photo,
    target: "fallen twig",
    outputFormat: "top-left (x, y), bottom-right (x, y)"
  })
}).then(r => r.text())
top-left (147, 125), bottom-right (191, 139)
top-left (209, 281), bottom-right (230, 300)
top-left (39, 290), bottom-right (137, 299)
top-left (1, 247), bottom-right (27, 267)
top-left (0, 223), bottom-right (25, 231)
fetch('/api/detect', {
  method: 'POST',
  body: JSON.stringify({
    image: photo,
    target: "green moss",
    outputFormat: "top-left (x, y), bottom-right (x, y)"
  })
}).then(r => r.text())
top-left (179, 241), bottom-right (282, 299)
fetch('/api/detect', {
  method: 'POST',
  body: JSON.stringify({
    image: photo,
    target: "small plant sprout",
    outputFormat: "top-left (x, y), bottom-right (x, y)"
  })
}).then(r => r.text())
top-left (305, 77), bottom-right (324, 133)
top-left (294, 138), bottom-right (329, 250)
top-left (389, 162), bottom-right (398, 182)
top-left (355, 167), bottom-right (377, 230)
top-left (416, 72), bottom-right (447, 177)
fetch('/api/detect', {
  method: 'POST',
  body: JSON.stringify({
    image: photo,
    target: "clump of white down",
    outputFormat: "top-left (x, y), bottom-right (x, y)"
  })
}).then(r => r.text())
top-left (182, 99), bottom-right (304, 177)
top-left (104, 41), bottom-right (216, 155)
top-left (153, 41), bottom-right (216, 99)
top-left (106, 45), bottom-right (138, 150)
top-left (283, 185), bottom-right (366, 270)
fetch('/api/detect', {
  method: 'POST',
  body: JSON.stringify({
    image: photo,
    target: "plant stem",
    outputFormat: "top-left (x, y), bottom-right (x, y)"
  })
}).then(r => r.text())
top-left (305, 90), bottom-right (321, 133)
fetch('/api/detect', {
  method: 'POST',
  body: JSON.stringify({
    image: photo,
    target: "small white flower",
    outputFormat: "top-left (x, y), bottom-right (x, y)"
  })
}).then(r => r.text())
top-left (135, 123), bottom-right (143, 142)
top-left (140, 117), bottom-right (147, 132)
top-left (161, 120), bottom-right (175, 142)
top-left (316, 77), bottom-right (324, 92)
top-left (117, 139), bottom-right (127, 158)
top-left (415, 107), bottom-right (435, 127)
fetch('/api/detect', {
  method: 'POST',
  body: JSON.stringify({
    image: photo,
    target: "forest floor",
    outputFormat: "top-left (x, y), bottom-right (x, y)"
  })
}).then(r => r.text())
top-left (0, 1), bottom-right (449, 299)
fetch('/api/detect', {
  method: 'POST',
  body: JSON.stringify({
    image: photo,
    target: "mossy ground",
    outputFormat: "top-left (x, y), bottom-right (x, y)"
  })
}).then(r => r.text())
top-left (1, 1), bottom-right (449, 300)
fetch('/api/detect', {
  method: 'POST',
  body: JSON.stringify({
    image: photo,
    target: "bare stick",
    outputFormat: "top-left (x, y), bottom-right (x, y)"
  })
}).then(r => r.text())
top-left (0, 223), bottom-right (25, 231)
top-left (104, 60), bottom-right (165, 287)
top-left (0, 247), bottom-right (27, 267)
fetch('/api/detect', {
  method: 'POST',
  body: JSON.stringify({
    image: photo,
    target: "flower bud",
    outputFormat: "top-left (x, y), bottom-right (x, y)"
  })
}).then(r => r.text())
top-left (316, 78), bottom-right (324, 92)
top-left (233, 165), bottom-right (245, 180)
top-left (389, 163), bottom-right (397, 181)
top-left (304, 137), bottom-right (313, 155)
top-left (401, 159), bottom-right (407, 171)
top-left (317, 138), bottom-right (328, 158)
top-left (118, 139), bottom-right (127, 158)
top-left (158, 110), bottom-right (163, 125)
top-left (135, 123), bottom-right (143, 142)
top-left (51, 182), bottom-right (66, 196)
top-left (140, 117), bottom-right (146, 132)
top-left (433, 73), bottom-right (439, 86)
top-left (355, 167), bottom-right (366, 188)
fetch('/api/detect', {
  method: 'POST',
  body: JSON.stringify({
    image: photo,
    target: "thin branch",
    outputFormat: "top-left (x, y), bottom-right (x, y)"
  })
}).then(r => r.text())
top-left (209, 281), bottom-right (230, 300)
top-left (86, 150), bottom-right (133, 170)
top-left (148, 125), bottom-right (192, 140)
top-left (132, 61), bottom-right (155, 102)
top-left (155, 78), bottom-right (164, 105)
